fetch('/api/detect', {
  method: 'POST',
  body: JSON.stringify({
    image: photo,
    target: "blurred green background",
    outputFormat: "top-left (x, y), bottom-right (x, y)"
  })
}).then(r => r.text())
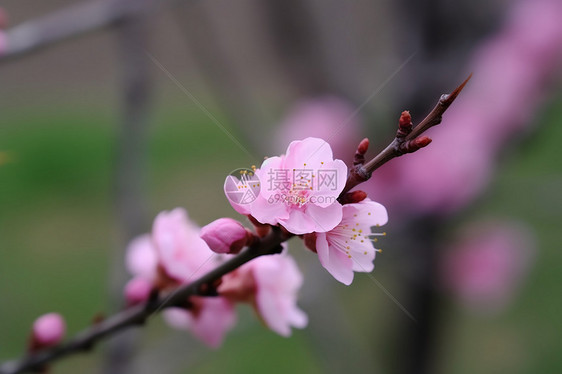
top-left (1, 0), bottom-right (562, 373)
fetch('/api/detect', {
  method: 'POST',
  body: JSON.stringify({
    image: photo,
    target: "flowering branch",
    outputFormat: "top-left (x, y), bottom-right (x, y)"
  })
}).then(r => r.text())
top-left (0, 228), bottom-right (289, 374)
top-left (0, 78), bottom-right (468, 373)
top-left (340, 74), bottom-right (472, 197)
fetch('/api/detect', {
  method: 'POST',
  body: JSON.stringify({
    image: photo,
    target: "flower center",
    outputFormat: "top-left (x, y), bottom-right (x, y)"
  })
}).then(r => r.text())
top-left (284, 188), bottom-right (310, 208)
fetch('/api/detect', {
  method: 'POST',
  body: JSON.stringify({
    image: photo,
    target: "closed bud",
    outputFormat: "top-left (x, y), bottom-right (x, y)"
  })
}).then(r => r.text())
top-left (31, 313), bottom-right (66, 350)
top-left (124, 277), bottom-right (152, 306)
top-left (200, 218), bottom-right (249, 254)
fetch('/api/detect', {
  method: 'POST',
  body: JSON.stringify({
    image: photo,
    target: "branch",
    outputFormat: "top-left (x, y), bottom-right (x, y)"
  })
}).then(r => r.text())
top-left (0, 228), bottom-right (289, 374)
top-left (0, 0), bottom-right (160, 62)
top-left (339, 75), bottom-right (471, 196)
top-left (0, 79), bottom-right (469, 373)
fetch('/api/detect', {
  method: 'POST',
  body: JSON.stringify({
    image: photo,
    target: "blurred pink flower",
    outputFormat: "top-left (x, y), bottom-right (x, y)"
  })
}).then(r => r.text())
top-left (163, 297), bottom-right (237, 348)
top-left (365, 0), bottom-right (562, 215)
top-left (313, 199), bottom-right (388, 285)
top-left (124, 208), bottom-right (237, 347)
top-left (200, 218), bottom-right (249, 254)
top-left (125, 209), bottom-right (217, 287)
top-left (124, 277), bottom-right (153, 306)
top-left (441, 222), bottom-right (536, 314)
top-left (152, 208), bottom-right (215, 283)
top-left (32, 313), bottom-right (66, 348)
top-left (275, 96), bottom-right (362, 163)
top-left (125, 234), bottom-right (158, 282)
top-left (251, 137), bottom-right (347, 234)
top-left (219, 250), bottom-right (308, 337)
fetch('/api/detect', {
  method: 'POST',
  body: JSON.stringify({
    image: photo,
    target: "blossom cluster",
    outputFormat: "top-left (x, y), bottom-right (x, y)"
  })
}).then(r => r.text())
top-left (225, 137), bottom-right (388, 285)
top-left (125, 208), bottom-right (307, 347)
top-left (122, 137), bottom-right (387, 347)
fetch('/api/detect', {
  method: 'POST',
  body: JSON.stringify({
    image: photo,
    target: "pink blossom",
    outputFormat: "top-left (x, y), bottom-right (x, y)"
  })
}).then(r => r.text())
top-left (219, 251), bottom-right (308, 337)
top-left (32, 313), bottom-right (66, 347)
top-left (124, 277), bottom-right (153, 306)
top-left (250, 137), bottom-right (347, 235)
top-left (314, 199), bottom-right (388, 285)
top-left (125, 234), bottom-right (158, 282)
top-left (124, 208), bottom-right (237, 347)
top-left (163, 297), bottom-right (237, 348)
top-left (152, 208), bottom-right (216, 283)
top-left (200, 218), bottom-right (249, 254)
top-left (442, 222), bottom-right (535, 314)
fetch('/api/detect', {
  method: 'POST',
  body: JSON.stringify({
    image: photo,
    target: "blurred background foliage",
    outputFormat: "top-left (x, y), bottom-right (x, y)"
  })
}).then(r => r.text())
top-left (1, 0), bottom-right (561, 373)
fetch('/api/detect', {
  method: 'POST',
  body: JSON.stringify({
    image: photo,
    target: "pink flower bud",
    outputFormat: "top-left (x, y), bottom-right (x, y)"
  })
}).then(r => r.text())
top-left (124, 277), bottom-right (153, 306)
top-left (200, 218), bottom-right (249, 254)
top-left (32, 313), bottom-right (66, 348)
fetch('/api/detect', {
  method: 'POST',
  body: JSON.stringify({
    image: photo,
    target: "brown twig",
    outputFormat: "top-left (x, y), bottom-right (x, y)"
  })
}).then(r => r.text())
top-left (0, 80), bottom-right (468, 373)
top-left (339, 75), bottom-right (471, 196)
top-left (0, 229), bottom-right (288, 374)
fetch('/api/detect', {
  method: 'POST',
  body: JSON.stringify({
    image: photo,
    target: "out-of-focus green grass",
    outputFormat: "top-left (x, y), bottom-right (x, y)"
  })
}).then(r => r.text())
top-left (0, 94), bottom-right (561, 373)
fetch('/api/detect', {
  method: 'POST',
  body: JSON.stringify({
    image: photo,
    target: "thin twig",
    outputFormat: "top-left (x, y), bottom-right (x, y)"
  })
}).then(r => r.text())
top-left (0, 82), bottom-right (469, 373)
top-left (339, 75), bottom-right (471, 196)
top-left (0, 229), bottom-right (288, 374)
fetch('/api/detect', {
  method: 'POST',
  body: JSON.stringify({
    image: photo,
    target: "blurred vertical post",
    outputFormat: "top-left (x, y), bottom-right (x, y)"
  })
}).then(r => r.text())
top-left (104, 5), bottom-right (152, 373)
top-left (388, 1), bottom-right (498, 373)
top-left (174, 1), bottom-right (266, 154)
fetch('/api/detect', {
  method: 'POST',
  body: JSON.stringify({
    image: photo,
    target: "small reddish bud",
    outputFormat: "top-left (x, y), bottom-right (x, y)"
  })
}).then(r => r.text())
top-left (92, 313), bottom-right (105, 325)
top-left (357, 138), bottom-right (369, 155)
top-left (415, 136), bottom-right (432, 148)
top-left (399, 111), bottom-right (412, 129)
top-left (124, 277), bottom-right (152, 306)
top-left (353, 138), bottom-right (370, 166)
top-left (340, 190), bottom-right (368, 204)
top-left (30, 313), bottom-right (66, 350)
top-left (399, 136), bottom-right (432, 154)
top-left (201, 218), bottom-right (249, 254)
top-left (396, 111), bottom-right (413, 139)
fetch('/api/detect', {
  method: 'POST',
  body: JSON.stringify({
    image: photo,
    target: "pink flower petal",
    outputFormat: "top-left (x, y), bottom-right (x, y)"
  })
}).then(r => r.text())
top-left (316, 232), bottom-right (354, 285)
top-left (163, 298), bottom-right (236, 348)
top-left (125, 234), bottom-right (158, 281)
